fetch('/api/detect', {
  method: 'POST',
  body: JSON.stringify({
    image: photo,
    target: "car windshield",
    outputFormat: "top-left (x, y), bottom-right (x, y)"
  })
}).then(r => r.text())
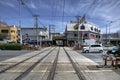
top-left (91, 45), bottom-right (101, 47)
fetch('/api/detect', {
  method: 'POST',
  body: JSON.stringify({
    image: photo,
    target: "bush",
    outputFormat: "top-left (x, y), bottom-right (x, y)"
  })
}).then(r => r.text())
top-left (0, 43), bottom-right (23, 50)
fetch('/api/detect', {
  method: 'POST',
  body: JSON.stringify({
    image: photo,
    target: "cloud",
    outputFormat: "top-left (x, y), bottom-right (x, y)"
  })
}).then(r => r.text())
top-left (6, 2), bottom-right (15, 8)
top-left (0, 0), bottom-right (120, 33)
top-left (37, 0), bottom-right (52, 10)
top-left (37, 0), bottom-right (120, 33)
top-left (65, 0), bottom-right (120, 33)
top-left (101, 21), bottom-right (120, 34)
top-left (39, 17), bottom-right (68, 32)
top-left (0, 0), bottom-right (15, 8)
top-left (29, 1), bottom-right (37, 9)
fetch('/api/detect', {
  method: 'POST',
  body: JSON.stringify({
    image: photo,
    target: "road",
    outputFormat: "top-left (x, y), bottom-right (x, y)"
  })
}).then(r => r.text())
top-left (0, 50), bottom-right (32, 61)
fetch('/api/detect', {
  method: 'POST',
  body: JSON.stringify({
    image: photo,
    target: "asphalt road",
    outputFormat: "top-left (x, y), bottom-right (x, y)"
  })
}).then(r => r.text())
top-left (76, 50), bottom-right (105, 65)
top-left (0, 50), bottom-right (32, 61)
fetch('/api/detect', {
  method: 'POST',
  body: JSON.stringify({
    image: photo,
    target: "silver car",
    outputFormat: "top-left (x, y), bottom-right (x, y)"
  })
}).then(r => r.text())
top-left (82, 44), bottom-right (104, 53)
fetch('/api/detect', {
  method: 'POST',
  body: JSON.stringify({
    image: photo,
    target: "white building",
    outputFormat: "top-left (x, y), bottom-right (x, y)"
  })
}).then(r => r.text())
top-left (21, 27), bottom-right (48, 44)
top-left (65, 21), bottom-right (101, 46)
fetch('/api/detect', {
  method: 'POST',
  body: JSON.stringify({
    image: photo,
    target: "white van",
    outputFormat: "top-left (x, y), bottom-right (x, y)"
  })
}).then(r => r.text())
top-left (82, 44), bottom-right (103, 53)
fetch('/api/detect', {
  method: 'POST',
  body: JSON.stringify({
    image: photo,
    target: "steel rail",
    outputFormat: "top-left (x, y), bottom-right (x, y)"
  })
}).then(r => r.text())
top-left (0, 47), bottom-right (52, 74)
top-left (63, 47), bottom-right (86, 80)
top-left (15, 47), bottom-right (56, 80)
top-left (47, 47), bottom-right (60, 80)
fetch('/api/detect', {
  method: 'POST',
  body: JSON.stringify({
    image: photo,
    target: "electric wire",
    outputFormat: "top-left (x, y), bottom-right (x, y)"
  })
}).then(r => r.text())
top-left (62, 0), bottom-right (65, 32)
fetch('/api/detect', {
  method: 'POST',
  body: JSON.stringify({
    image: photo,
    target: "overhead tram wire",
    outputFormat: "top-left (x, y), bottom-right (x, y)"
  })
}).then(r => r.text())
top-left (79, 0), bottom-right (99, 21)
top-left (53, 0), bottom-right (58, 25)
top-left (18, 0), bottom-right (45, 26)
top-left (18, 0), bottom-right (22, 43)
top-left (18, 0), bottom-right (45, 27)
top-left (49, 0), bottom-right (58, 33)
top-left (50, 0), bottom-right (56, 24)
top-left (62, 0), bottom-right (65, 32)
top-left (38, 19), bottom-right (44, 27)
top-left (18, 0), bottom-right (45, 47)
top-left (18, 0), bottom-right (34, 16)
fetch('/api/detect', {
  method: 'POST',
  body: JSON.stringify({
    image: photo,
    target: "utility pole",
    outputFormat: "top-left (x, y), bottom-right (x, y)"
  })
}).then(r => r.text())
top-left (109, 21), bottom-right (112, 44)
top-left (106, 24), bottom-right (108, 44)
top-left (75, 16), bottom-right (81, 45)
top-left (18, 0), bottom-right (24, 44)
top-left (49, 24), bottom-right (55, 40)
top-left (33, 14), bottom-right (39, 47)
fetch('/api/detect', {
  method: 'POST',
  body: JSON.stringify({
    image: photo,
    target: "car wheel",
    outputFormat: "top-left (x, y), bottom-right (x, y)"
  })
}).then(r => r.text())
top-left (85, 50), bottom-right (89, 53)
top-left (99, 50), bottom-right (103, 53)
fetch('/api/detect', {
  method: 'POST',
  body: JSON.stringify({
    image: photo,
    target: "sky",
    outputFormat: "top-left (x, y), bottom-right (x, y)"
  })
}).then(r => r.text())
top-left (0, 0), bottom-right (120, 33)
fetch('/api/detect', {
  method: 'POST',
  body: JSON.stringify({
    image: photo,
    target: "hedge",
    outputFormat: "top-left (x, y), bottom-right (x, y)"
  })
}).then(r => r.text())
top-left (0, 43), bottom-right (23, 50)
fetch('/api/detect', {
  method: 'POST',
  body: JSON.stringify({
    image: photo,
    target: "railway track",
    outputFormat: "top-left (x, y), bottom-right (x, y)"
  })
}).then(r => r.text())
top-left (63, 47), bottom-right (86, 80)
top-left (41, 47), bottom-right (86, 80)
top-left (47, 47), bottom-right (60, 80)
top-left (0, 47), bottom-right (52, 74)
top-left (14, 47), bottom-right (56, 80)
top-left (0, 47), bottom-right (87, 80)
top-left (0, 47), bottom-right (56, 80)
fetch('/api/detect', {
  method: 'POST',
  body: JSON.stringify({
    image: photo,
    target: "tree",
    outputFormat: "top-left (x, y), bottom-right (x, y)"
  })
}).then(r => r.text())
top-left (0, 34), bottom-right (4, 41)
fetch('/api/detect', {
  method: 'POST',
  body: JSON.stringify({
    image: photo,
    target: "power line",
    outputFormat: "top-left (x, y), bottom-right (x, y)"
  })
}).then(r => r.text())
top-left (19, 0), bottom-right (34, 16)
top-left (62, 0), bottom-right (65, 31)
top-left (18, 0), bottom-right (45, 27)
top-left (38, 19), bottom-right (45, 27)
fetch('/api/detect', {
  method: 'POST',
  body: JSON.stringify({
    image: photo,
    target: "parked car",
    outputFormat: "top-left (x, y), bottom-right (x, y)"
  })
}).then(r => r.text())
top-left (107, 45), bottom-right (120, 57)
top-left (82, 44), bottom-right (104, 53)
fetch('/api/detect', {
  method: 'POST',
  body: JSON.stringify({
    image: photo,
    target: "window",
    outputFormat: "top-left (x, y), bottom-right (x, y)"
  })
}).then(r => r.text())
top-left (84, 34), bottom-right (87, 37)
top-left (91, 45), bottom-right (101, 47)
top-left (99, 35), bottom-right (101, 38)
top-left (80, 25), bottom-right (85, 29)
top-left (74, 33), bottom-right (77, 37)
top-left (99, 30), bottom-right (101, 32)
top-left (91, 27), bottom-right (93, 30)
top-left (94, 28), bottom-right (96, 31)
top-left (96, 29), bottom-right (98, 32)
top-left (96, 35), bottom-right (98, 38)
top-left (1, 30), bottom-right (9, 33)
top-left (11, 30), bottom-right (15, 33)
top-left (83, 34), bottom-right (88, 39)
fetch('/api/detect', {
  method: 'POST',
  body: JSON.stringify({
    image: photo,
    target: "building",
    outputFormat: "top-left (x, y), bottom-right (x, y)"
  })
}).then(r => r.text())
top-left (49, 32), bottom-right (60, 40)
top-left (21, 27), bottom-right (48, 44)
top-left (0, 22), bottom-right (8, 27)
top-left (65, 21), bottom-right (101, 46)
top-left (0, 22), bottom-right (19, 43)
